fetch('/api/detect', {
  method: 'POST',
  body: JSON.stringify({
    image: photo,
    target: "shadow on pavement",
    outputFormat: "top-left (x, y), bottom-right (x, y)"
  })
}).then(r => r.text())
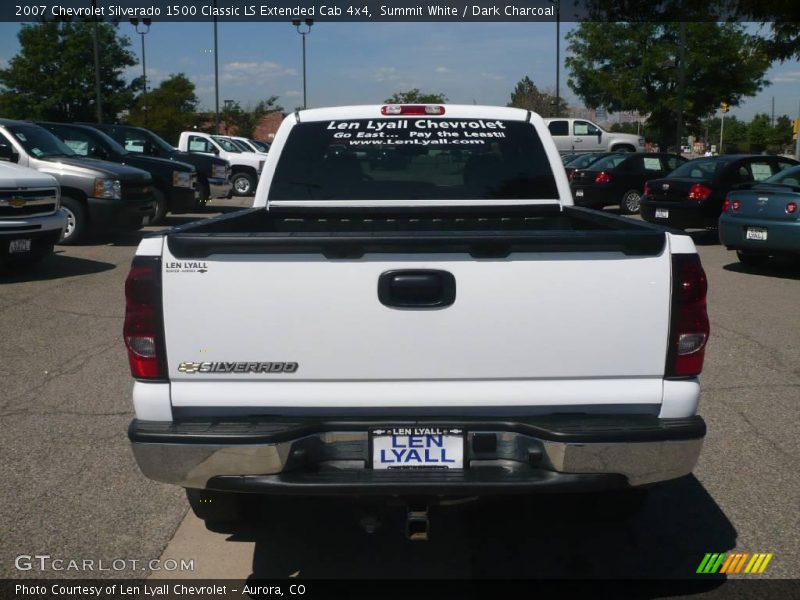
top-left (0, 251), bottom-right (115, 282)
top-left (226, 476), bottom-right (733, 590)
top-left (688, 230), bottom-right (720, 246)
top-left (723, 258), bottom-right (800, 281)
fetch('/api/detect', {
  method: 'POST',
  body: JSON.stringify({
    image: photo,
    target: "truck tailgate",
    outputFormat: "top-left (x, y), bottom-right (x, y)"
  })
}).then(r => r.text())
top-left (159, 213), bottom-right (673, 408)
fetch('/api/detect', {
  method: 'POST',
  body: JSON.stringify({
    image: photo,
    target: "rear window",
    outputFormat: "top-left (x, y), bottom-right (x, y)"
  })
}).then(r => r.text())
top-left (268, 119), bottom-right (558, 201)
top-left (670, 158), bottom-right (726, 179)
top-left (586, 154), bottom-right (627, 171)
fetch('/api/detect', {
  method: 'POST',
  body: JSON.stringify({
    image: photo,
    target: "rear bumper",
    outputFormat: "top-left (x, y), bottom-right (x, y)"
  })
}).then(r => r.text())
top-left (129, 415), bottom-right (705, 494)
top-left (641, 199), bottom-right (717, 229)
top-left (719, 213), bottom-right (800, 254)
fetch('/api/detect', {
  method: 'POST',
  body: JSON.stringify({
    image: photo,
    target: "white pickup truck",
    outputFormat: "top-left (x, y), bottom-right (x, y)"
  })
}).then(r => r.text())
top-left (126, 105), bottom-right (709, 534)
top-left (0, 161), bottom-right (66, 267)
top-left (544, 118), bottom-right (645, 153)
top-left (177, 131), bottom-right (264, 197)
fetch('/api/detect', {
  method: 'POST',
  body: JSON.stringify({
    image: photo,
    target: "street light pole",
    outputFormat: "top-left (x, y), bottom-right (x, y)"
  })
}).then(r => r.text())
top-left (548, 0), bottom-right (560, 117)
top-left (130, 18), bottom-right (151, 126)
top-left (676, 21), bottom-right (687, 154)
top-left (292, 19), bottom-right (314, 109)
top-left (91, 0), bottom-right (103, 123)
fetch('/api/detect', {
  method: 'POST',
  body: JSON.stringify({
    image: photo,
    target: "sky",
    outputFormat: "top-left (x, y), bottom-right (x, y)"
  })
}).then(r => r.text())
top-left (0, 21), bottom-right (799, 121)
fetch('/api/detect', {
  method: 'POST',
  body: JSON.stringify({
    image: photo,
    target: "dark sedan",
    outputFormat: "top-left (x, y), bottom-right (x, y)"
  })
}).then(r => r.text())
top-left (563, 152), bottom-right (615, 180)
top-left (641, 154), bottom-right (799, 229)
top-left (570, 152), bottom-right (686, 214)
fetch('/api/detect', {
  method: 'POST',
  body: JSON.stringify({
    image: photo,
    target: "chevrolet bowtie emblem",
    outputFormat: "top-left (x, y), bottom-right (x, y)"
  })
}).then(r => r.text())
top-left (9, 196), bottom-right (26, 208)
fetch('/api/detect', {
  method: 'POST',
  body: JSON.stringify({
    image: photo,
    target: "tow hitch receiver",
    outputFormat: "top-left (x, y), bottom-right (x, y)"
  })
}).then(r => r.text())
top-left (405, 502), bottom-right (430, 541)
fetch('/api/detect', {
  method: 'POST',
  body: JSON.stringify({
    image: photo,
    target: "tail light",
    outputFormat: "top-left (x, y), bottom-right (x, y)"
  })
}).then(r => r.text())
top-left (722, 199), bottom-right (730, 212)
top-left (124, 256), bottom-right (166, 380)
top-left (643, 182), bottom-right (651, 196)
top-left (787, 201), bottom-right (797, 215)
top-left (568, 170), bottom-right (576, 181)
top-left (687, 183), bottom-right (712, 201)
top-left (381, 105), bottom-right (445, 116)
top-left (666, 254), bottom-right (710, 377)
top-left (732, 199), bottom-right (741, 211)
top-left (594, 171), bottom-right (612, 184)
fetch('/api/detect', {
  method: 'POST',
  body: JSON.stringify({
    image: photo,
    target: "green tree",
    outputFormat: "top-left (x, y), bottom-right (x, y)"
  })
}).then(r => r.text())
top-left (220, 96), bottom-right (283, 137)
top-left (0, 21), bottom-right (136, 122)
top-left (126, 74), bottom-right (199, 144)
top-left (384, 88), bottom-right (448, 104)
top-left (747, 114), bottom-right (772, 153)
top-left (770, 115), bottom-right (793, 151)
top-left (565, 22), bottom-right (771, 150)
top-left (506, 76), bottom-right (567, 117)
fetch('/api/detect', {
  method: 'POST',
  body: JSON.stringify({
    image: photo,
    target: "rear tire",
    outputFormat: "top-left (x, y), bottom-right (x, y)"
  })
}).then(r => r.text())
top-left (231, 172), bottom-right (256, 196)
top-left (619, 189), bottom-right (642, 215)
top-left (612, 145), bottom-right (636, 153)
top-left (736, 250), bottom-right (769, 267)
top-left (58, 197), bottom-right (88, 245)
top-left (144, 189), bottom-right (167, 226)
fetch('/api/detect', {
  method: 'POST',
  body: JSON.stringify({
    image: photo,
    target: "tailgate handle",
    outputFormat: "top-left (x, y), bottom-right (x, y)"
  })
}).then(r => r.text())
top-left (378, 270), bottom-right (456, 309)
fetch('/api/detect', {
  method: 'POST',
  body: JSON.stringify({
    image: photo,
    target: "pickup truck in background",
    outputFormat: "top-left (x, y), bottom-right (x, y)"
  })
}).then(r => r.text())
top-left (39, 122), bottom-right (197, 225)
top-left (126, 105), bottom-right (709, 536)
top-left (83, 123), bottom-right (232, 207)
top-left (0, 161), bottom-right (65, 267)
top-left (0, 119), bottom-right (155, 245)
top-left (177, 131), bottom-right (264, 197)
top-left (544, 118), bottom-right (646, 154)
top-left (228, 135), bottom-right (269, 156)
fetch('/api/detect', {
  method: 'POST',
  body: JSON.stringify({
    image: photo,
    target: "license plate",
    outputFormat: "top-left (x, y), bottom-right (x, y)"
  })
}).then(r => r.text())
top-left (574, 189), bottom-right (584, 197)
top-left (655, 208), bottom-right (669, 219)
top-left (371, 427), bottom-right (464, 470)
top-left (745, 227), bottom-right (768, 241)
top-left (9, 239), bottom-right (31, 253)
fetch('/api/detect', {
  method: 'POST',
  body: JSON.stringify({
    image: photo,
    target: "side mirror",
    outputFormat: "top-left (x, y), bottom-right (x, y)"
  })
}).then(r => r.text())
top-left (90, 146), bottom-right (107, 160)
top-left (0, 144), bottom-right (19, 163)
top-left (597, 131), bottom-right (603, 143)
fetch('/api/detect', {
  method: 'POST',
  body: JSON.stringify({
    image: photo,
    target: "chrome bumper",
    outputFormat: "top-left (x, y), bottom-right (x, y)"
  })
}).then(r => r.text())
top-left (208, 177), bottom-right (232, 199)
top-left (130, 423), bottom-right (704, 490)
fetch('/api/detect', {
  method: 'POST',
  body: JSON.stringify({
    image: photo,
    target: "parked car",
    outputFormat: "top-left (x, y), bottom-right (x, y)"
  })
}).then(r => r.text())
top-left (0, 161), bottom-right (66, 267)
top-left (719, 164), bottom-right (800, 265)
top-left (544, 118), bottom-right (645, 153)
top-left (177, 131), bottom-right (264, 196)
top-left (641, 154), bottom-right (800, 228)
top-left (125, 104), bottom-right (709, 533)
top-left (563, 151), bottom-right (616, 180)
top-left (38, 122), bottom-right (196, 225)
top-left (228, 136), bottom-right (269, 156)
top-left (81, 123), bottom-right (231, 206)
top-left (570, 153), bottom-right (686, 214)
top-left (0, 119), bottom-right (155, 245)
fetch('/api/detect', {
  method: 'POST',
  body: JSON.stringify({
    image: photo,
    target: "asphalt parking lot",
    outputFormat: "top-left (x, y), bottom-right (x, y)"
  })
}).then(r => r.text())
top-left (1, 202), bottom-right (798, 584)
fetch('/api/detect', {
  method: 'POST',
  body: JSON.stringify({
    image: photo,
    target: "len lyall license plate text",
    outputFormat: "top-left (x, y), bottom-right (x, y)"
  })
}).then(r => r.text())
top-left (372, 427), bottom-right (464, 470)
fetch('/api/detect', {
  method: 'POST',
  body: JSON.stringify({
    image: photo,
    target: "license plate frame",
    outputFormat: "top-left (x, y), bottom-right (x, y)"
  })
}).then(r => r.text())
top-left (370, 426), bottom-right (464, 470)
top-left (745, 227), bottom-right (768, 241)
top-left (9, 238), bottom-right (31, 254)
top-left (655, 208), bottom-right (669, 219)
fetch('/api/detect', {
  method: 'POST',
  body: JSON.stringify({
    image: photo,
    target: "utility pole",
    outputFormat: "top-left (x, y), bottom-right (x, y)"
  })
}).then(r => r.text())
top-left (719, 109), bottom-right (725, 155)
top-left (771, 97), bottom-right (775, 127)
top-left (214, 0), bottom-right (220, 133)
top-left (91, 0), bottom-right (103, 123)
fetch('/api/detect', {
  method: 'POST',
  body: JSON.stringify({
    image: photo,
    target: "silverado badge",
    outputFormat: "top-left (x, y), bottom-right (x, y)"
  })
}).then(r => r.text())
top-left (178, 361), bottom-right (299, 374)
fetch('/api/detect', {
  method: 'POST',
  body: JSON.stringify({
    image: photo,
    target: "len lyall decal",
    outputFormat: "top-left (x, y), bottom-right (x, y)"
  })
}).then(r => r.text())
top-left (696, 552), bottom-right (774, 574)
